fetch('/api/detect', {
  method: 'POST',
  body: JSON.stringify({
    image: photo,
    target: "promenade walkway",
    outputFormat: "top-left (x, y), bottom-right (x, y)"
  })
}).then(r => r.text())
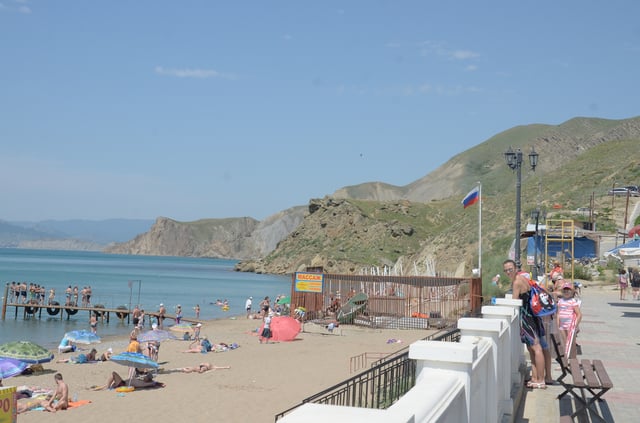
top-left (517, 281), bottom-right (640, 422)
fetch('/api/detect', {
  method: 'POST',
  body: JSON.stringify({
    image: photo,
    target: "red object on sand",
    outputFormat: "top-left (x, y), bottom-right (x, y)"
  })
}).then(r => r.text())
top-left (260, 316), bottom-right (301, 342)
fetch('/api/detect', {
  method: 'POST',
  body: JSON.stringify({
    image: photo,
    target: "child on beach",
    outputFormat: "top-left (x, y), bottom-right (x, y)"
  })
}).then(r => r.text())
top-left (557, 281), bottom-right (582, 359)
top-left (259, 312), bottom-right (273, 344)
top-left (619, 269), bottom-right (628, 300)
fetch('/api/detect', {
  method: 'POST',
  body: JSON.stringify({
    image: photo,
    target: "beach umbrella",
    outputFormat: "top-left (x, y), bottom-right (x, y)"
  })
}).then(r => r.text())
top-left (0, 341), bottom-right (54, 364)
top-left (276, 296), bottom-right (291, 305)
top-left (109, 352), bottom-right (159, 386)
top-left (260, 316), bottom-right (301, 342)
top-left (110, 352), bottom-right (159, 370)
top-left (0, 357), bottom-right (28, 379)
top-left (605, 239), bottom-right (640, 260)
top-left (137, 329), bottom-right (177, 343)
top-left (169, 323), bottom-right (193, 333)
top-left (64, 330), bottom-right (101, 345)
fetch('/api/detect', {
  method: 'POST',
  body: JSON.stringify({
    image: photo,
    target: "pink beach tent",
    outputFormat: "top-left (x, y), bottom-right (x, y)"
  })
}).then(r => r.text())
top-left (259, 316), bottom-right (301, 342)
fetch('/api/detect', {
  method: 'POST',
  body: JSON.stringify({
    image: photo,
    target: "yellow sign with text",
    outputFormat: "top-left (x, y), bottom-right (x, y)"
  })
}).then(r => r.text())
top-left (294, 272), bottom-right (324, 293)
top-left (0, 387), bottom-right (17, 423)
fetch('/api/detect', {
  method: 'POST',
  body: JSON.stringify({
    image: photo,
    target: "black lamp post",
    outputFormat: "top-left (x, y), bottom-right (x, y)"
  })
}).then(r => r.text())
top-left (504, 147), bottom-right (539, 270)
top-left (530, 207), bottom-right (546, 279)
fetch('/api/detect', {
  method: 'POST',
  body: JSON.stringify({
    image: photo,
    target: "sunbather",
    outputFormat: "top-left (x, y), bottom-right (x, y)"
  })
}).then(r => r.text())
top-left (92, 371), bottom-right (162, 390)
top-left (174, 362), bottom-right (230, 373)
top-left (56, 348), bottom-right (97, 364)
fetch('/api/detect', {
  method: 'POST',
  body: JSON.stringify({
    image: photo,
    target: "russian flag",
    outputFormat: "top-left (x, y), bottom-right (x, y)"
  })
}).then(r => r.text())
top-left (461, 187), bottom-right (480, 208)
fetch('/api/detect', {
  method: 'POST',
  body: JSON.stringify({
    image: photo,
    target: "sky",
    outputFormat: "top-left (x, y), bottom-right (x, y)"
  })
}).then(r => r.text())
top-left (2, 1), bottom-right (640, 222)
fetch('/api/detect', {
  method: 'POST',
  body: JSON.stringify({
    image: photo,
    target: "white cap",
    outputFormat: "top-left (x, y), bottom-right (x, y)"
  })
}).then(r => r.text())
top-left (107, 347), bottom-right (113, 353)
top-left (159, 303), bottom-right (164, 306)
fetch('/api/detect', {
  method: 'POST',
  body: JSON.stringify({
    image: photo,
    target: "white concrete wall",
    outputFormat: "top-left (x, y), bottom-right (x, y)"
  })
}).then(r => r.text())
top-left (279, 302), bottom-right (523, 423)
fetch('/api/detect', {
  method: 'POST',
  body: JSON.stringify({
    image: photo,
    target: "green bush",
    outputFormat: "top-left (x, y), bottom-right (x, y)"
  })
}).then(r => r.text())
top-left (573, 264), bottom-right (592, 281)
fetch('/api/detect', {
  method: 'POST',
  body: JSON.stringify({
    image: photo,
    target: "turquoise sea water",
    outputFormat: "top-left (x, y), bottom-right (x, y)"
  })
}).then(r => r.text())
top-left (0, 249), bottom-right (290, 349)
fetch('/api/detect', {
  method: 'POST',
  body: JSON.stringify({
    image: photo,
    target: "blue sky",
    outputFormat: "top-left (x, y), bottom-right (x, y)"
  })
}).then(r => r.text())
top-left (2, 1), bottom-right (639, 222)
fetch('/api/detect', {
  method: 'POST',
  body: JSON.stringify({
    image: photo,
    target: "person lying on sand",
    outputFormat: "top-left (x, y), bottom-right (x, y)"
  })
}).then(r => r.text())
top-left (173, 362), bottom-right (230, 373)
top-left (56, 348), bottom-right (97, 364)
top-left (92, 371), bottom-right (164, 390)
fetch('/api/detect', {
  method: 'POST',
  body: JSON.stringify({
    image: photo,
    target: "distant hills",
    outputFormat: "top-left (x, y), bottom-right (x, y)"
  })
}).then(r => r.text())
top-left (0, 219), bottom-right (155, 250)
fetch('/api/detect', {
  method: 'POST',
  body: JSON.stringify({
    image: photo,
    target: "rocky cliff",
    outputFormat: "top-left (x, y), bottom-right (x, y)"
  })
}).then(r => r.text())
top-left (104, 206), bottom-right (307, 259)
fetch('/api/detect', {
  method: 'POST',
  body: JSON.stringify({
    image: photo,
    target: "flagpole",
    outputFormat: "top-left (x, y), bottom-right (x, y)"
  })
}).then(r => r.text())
top-left (478, 181), bottom-right (482, 276)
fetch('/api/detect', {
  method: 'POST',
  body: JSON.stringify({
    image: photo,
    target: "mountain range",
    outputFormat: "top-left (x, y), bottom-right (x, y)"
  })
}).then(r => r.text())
top-left (3, 116), bottom-right (640, 276)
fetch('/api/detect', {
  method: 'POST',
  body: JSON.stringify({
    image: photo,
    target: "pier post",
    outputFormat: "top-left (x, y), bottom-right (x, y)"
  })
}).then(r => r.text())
top-left (2, 283), bottom-right (8, 320)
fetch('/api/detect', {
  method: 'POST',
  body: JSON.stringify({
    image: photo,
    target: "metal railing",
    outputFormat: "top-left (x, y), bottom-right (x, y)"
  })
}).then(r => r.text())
top-left (274, 326), bottom-right (460, 421)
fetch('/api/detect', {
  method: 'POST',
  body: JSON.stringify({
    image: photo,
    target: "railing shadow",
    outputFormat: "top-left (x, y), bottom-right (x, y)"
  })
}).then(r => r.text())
top-left (274, 326), bottom-right (460, 421)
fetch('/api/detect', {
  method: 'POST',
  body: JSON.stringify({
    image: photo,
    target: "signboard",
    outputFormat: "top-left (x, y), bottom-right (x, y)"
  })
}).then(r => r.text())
top-left (294, 272), bottom-right (324, 293)
top-left (0, 386), bottom-right (17, 423)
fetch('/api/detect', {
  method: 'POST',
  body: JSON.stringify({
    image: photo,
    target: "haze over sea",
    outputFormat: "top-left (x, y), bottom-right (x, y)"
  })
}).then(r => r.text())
top-left (0, 249), bottom-right (290, 349)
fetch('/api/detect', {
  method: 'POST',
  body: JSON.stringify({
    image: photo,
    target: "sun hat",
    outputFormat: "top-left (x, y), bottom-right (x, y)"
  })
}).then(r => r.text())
top-left (196, 323), bottom-right (202, 327)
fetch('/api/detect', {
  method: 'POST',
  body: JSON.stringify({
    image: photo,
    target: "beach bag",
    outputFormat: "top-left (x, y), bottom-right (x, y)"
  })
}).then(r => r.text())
top-left (201, 339), bottom-right (212, 353)
top-left (527, 277), bottom-right (556, 316)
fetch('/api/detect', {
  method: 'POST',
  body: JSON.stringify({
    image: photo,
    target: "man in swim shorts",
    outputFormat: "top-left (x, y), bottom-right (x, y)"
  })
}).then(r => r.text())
top-left (44, 373), bottom-right (69, 412)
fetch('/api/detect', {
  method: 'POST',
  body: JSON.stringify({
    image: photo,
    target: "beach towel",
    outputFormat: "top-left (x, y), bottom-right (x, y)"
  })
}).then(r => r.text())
top-left (68, 399), bottom-right (92, 408)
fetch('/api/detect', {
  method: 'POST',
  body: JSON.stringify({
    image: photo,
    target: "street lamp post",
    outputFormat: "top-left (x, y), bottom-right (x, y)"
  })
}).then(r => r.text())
top-left (530, 207), bottom-right (546, 279)
top-left (504, 147), bottom-right (539, 270)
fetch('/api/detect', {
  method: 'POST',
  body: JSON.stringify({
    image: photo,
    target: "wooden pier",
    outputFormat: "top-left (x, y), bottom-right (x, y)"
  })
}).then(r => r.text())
top-left (1, 284), bottom-right (201, 325)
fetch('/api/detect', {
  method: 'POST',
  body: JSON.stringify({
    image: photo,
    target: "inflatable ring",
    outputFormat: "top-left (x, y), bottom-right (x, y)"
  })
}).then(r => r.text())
top-left (222, 305), bottom-right (230, 311)
top-left (115, 306), bottom-right (129, 319)
top-left (93, 304), bottom-right (105, 317)
top-left (24, 305), bottom-right (37, 314)
top-left (115, 386), bottom-right (135, 393)
top-left (47, 301), bottom-right (61, 316)
top-left (66, 307), bottom-right (78, 316)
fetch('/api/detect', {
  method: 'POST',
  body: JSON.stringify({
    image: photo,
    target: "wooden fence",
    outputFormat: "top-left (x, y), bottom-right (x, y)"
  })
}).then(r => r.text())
top-left (289, 272), bottom-right (482, 325)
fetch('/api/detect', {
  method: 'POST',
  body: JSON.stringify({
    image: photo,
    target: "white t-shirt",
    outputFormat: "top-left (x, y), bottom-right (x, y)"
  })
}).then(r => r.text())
top-left (245, 298), bottom-right (252, 309)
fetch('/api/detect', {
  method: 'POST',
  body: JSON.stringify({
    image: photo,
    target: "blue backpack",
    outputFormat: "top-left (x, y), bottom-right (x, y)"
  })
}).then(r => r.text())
top-left (527, 277), bottom-right (556, 316)
top-left (201, 339), bottom-right (212, 353)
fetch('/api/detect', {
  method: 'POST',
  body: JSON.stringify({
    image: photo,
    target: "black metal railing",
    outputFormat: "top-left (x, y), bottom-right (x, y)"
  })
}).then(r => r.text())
top-left (274, 327), bottom-right (461, 421)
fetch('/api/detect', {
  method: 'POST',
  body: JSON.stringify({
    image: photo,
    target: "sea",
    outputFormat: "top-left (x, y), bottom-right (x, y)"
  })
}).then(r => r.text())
top-left (0, 248), bottom-right (291, 349)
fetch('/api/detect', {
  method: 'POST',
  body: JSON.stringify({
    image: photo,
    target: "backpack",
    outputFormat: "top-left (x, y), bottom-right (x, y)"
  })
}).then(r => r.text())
top-left (525, 275), bottom-right (556, 316)
top-left (201, 339), bottom-right (212, 352)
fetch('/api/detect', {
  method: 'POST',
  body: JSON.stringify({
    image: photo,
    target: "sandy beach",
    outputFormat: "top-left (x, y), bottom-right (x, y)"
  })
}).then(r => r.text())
top-left (10, 316), bottom-right (432, 422)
